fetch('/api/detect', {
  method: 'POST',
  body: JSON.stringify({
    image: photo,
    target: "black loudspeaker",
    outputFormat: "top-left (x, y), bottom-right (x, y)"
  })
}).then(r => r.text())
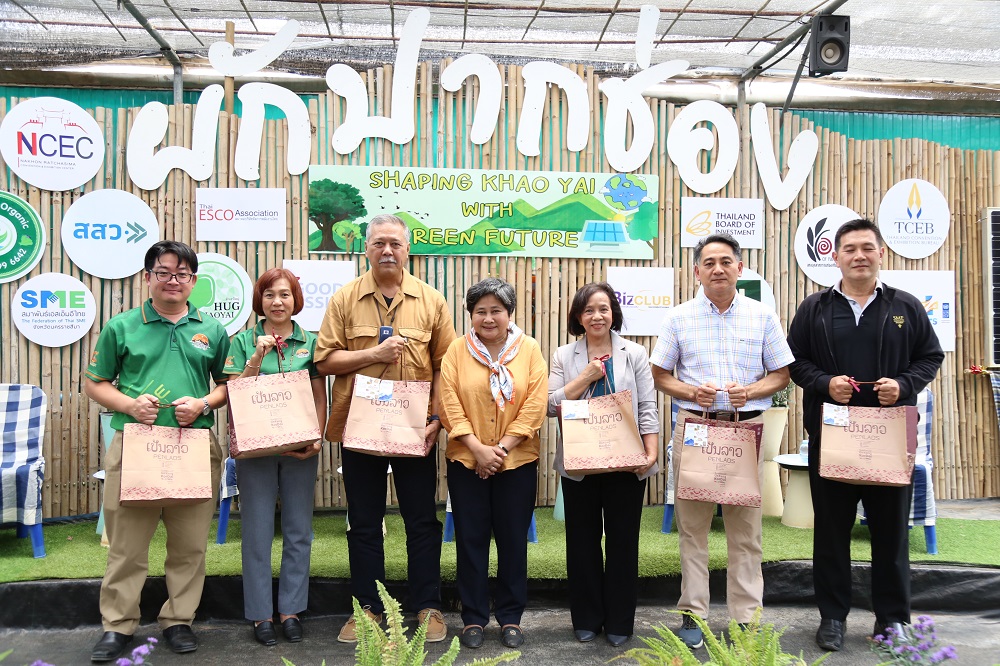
top-left (808, 14), bottom-right (850, 77)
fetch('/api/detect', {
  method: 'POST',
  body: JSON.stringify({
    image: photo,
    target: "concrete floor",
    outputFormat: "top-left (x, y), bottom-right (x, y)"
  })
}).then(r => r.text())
top-left (2, 603), bottom-right (998, 666)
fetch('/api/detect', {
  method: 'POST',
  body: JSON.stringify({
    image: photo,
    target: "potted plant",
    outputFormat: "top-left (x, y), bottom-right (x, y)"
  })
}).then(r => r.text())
top-left (760, 382), bottom-right (792, 517)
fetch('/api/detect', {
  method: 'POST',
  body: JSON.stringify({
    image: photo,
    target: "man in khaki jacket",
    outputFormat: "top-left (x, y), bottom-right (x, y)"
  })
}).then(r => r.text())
top-left (315, 214), bottom-right (456, 643)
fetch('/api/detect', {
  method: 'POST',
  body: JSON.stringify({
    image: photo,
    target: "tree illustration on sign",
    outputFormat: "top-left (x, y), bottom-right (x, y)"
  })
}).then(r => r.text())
top-left (309, 179), bottom-right (368, 252)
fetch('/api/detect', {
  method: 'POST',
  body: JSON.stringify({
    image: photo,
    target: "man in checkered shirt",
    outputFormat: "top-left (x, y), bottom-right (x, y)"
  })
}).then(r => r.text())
top-left (650, 233), bottom-right (793, 649)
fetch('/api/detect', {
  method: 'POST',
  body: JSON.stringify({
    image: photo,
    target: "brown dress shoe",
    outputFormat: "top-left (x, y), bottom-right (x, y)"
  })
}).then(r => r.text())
top-left (337, 608), bottom-right (382, 643)
top-left (418, 608), bottom-right (447, 643)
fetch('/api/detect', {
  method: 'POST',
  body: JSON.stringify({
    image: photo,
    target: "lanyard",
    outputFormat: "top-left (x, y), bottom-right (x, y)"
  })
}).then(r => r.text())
top-left (377, 293), bottom-right (399, 329)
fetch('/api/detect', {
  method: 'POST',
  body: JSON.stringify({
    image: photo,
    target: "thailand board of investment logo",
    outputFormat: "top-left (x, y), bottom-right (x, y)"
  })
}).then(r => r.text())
top-left (805, 216), bottom-right (834, 263)
top-left (685, 210), bottom-right (712, 237)
top-left (0, 97), bottom-right (106, 191)
top-left (0, 192), bottom-right (46, 284)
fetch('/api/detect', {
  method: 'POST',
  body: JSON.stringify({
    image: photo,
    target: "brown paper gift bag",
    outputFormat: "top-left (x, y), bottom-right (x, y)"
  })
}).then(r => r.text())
top-left (227, 369), bottom-right (321, 459)
top-left (819, 404), bottom-right (918, 486)
top-left (676, 416), bottom-right (764, 507)
top-left (561, 389), bottom-right (648, 475)
top-left (343, 374), bottom-right (431, 457)
top-left (120, 424), bottom-right (213, 506)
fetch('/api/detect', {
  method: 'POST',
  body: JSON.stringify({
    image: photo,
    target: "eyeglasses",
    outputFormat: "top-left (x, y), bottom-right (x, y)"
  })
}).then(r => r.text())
top-left (150, 270), bottom-right (194, 283)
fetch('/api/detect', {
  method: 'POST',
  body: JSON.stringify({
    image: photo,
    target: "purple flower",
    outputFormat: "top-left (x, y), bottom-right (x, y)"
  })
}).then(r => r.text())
top-left (147, 637), bottom-right (158, 645)
top-left (131, 644), bottom-right (150, 657)
top-left (115, 659), bottom-right (132, 666)
top-left (29, 661), bottom-right (55, 666)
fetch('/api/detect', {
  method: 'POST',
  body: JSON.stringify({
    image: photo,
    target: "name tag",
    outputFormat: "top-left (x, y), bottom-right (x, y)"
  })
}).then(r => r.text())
top-left (562, 400), bottom-right (589, 420)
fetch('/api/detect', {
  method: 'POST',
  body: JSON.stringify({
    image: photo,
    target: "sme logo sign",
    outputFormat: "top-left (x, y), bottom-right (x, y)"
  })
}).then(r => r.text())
top-left (12, 273), bottom-right (97, 347)
top-left (0, 97), bottom-right (105, 191)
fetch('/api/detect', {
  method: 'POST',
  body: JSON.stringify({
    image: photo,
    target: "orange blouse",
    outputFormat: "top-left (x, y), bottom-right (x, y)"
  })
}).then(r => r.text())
top-left (439, 335), bottom-right (548, 471)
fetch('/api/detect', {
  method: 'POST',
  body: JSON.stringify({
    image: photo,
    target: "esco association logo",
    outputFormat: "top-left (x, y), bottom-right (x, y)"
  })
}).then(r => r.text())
top-left (805, 216), bottom-right (834, 263)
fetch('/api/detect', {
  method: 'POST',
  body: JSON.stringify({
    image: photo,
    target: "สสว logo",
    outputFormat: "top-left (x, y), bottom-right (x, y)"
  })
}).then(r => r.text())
top-left (60, 189), bottom-right (161, 280)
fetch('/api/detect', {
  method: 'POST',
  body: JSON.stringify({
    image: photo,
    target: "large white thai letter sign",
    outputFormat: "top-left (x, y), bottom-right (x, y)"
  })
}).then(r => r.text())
top-left (115, 6), bottom-right (818, 210)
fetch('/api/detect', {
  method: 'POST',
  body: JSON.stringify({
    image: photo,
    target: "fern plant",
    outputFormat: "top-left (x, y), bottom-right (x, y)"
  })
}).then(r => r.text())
top-left (613, 610), bottom-right (829, 666)
top-left (349, 580), bottom-right (519, 666)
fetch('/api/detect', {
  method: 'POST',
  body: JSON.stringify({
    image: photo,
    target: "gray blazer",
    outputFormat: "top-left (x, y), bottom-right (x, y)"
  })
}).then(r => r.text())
top-left (547, 331), bottom-right (660, 481)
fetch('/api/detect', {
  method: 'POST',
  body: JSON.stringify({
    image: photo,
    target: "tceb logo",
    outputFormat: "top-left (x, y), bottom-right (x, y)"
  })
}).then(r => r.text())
top-left (878, 179), bottom-right (950, 260)
top-left (12, 273), bottom-right (97, 348)
top-left (61, 189), bottom-right (160, 279)
top-left (20, 289), bottom-right (88, 309)
top-left (0, 97), bottom-right (106, 191)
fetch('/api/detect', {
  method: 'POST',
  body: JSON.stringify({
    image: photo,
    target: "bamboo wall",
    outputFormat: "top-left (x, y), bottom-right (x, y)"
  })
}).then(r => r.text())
top-left (1, 62), bottom-right (998, 518)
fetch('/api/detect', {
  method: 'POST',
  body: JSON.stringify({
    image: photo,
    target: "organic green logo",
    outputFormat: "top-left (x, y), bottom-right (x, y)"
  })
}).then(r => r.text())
top-left (0, 192), bottom-right (46, 284)
top-left (193, 255), bottom-right (252, 335)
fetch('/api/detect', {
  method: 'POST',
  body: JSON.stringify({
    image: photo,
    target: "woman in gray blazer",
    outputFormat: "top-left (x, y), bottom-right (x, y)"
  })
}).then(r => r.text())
top-left (547, 282), bottom-right (659, 647)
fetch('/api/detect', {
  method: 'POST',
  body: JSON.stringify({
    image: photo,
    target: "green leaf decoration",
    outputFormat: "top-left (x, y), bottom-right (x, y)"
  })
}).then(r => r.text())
top-left (20, 235), bottom-right (33, 246)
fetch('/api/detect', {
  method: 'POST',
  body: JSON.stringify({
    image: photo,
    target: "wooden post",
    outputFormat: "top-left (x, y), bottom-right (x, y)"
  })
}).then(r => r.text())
top-left (224, 21), bottom-right (235, 115)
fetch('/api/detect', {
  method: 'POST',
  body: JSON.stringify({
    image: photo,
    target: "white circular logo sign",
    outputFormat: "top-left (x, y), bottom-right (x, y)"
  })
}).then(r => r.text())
top-left (0, 192), bottom-right (47, 284)
top-left (877, 179), bottom-right (950, 259)
top-left (794, 204), bottom-right (860, 287)
top-left (191, 253), bottom-right (253, 336)
top-left (0, 97), bottom-right (106, 191)
top-left (12, 273), bottom-right (97, 347)
top-left (61, 189), bottom-right (161, 279)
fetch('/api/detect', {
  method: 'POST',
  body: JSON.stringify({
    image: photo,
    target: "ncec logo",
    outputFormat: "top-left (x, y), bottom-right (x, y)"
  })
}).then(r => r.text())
top-left (0, 97), bottom-right (106, 191)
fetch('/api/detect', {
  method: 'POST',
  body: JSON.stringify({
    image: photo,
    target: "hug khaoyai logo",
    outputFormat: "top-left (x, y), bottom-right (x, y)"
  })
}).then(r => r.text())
top-left (805, 216), bottom-right (834, 262)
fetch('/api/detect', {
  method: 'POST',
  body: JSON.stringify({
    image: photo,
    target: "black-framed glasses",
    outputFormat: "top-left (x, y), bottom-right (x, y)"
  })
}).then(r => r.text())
top-left (150, 270), bottom-right (194, 283)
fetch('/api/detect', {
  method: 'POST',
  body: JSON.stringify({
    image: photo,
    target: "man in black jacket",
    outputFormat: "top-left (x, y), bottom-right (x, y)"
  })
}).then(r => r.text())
top-left (787, 218), bottom-right (943, 652)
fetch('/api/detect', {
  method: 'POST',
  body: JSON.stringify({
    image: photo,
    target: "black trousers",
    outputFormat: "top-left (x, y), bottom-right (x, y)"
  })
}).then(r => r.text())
top-left (447, 459), bottom-right (538, 627)
top-left (561, 472), bottom-right (646, 636)
top-left (809, 441), bottom-right (913, 624)
top-left (341, 445), bottom-right (443, 614)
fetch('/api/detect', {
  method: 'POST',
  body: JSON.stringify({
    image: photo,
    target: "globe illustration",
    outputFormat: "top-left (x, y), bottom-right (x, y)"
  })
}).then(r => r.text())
top-left (603, 174), bottom-right (647, 213)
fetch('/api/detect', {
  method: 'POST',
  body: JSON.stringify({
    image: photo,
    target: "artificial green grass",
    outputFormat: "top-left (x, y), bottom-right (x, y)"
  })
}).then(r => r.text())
top-left (1, 507), bottom-right (998, 584)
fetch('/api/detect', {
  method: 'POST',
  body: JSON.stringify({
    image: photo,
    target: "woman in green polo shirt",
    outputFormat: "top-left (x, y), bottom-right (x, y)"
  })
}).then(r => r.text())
top-left (225, 268), bottom-right (327, 647)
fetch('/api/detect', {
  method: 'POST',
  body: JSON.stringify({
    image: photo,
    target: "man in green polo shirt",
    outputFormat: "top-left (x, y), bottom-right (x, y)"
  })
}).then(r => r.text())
top-left (84, 240), bottom-right (230, 662)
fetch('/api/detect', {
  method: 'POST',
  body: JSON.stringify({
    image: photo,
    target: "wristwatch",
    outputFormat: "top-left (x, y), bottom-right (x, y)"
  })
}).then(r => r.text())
top-left (426, 414), bottom-right (440, 425)
top-left (201, 398), bottom-right (211, 415)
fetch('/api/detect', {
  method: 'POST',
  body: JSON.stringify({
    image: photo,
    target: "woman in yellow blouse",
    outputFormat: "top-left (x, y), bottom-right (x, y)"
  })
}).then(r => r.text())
top-left (440, 277), bottom-right (547, 650)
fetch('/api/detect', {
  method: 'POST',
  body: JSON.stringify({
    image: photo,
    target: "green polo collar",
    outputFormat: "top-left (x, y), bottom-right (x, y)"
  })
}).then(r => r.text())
top-left (140, 299), bottom-right (203, 325)
top-left (252, 319), bottom-right (307, 343)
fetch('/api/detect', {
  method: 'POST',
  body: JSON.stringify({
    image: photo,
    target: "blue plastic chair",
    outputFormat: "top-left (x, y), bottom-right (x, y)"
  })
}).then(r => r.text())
top-left (216, 457), bottom-right (240, 544)
top-left (1, 384), bottom-right (47, 558)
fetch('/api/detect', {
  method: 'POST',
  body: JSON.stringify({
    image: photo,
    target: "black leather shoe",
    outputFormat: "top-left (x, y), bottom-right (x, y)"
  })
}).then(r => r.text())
top-left (253, 621), bottom-right (277, 646)
top-left (500, 624), bottom-right (524, 648)
top-left (606, 633), bottom-right (631, 647)
top-left (91, 631), bottom-right (133, 662)
top-left (874, 620), bottom-right (909, 642)
top-left (574, 629), bottom-right (598, 643)
top-left (460, 625), bottom-right (484, 649)
top-left (163, 624), bottom-right (198, 654)
top-left (282, 617), bottom-right (303, 643)
top-left (815, 618), bottom-right (846, 651)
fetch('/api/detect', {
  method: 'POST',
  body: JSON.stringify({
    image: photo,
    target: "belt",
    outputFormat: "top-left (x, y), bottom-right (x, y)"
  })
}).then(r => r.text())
top-left (702, 409), bottom-right (763, 421)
